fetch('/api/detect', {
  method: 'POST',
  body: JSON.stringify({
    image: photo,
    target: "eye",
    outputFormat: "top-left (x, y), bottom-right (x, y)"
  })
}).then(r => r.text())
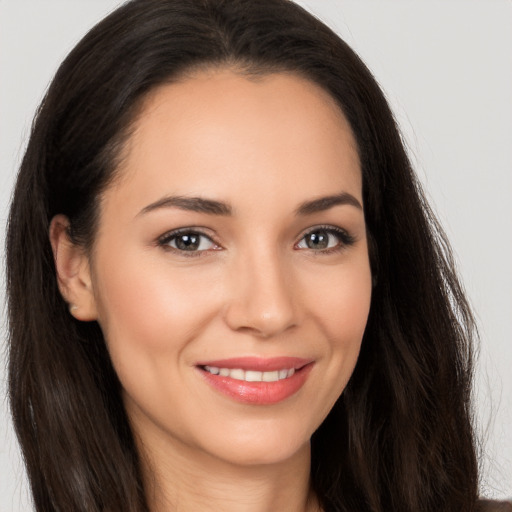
top-left (296, 227), bottom-right (355, 252)
top-left (158, 230), bottom-right (219, 253)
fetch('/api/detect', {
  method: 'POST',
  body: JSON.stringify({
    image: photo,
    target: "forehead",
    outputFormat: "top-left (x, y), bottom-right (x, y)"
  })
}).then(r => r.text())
top-left (105, 68), bottom-right (362, 215)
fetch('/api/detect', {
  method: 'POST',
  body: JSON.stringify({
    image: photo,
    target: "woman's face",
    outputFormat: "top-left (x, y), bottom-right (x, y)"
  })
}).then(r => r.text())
top-left (87, 69), bottom-right (372, 466)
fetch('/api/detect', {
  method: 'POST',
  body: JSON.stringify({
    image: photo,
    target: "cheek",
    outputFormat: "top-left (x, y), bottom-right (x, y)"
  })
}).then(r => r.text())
top-left (305, 257), bottom-right (372, 344)
top-left (302, 255), bottom-right (372, 399)
top-left (91, 253), bottom-right (226, 430)
top-left (92, 252), bottom-right (222, 361)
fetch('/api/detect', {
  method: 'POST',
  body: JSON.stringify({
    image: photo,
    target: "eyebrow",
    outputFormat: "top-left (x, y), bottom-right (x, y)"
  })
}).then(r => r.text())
top-left (138, 191), bottom-right (362, 217)
top-left (295, 192), bottom-right (363, 215)
top-left (138, 196), bottom-right (232, 216)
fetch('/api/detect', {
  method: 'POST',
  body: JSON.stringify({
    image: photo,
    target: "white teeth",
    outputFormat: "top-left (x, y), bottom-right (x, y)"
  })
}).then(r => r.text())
top-left (229, 368), bottom-right (245, 380)
top-left (245, 370), bottom-right (262, 382)
top-left (262, 370), bottom-right (279, 382)
top-left (203, 366), bottom-right (296, 382)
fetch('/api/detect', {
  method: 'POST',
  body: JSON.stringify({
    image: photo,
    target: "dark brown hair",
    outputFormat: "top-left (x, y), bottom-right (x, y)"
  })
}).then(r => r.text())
top-left (6, 1), bottom-right (479, 510)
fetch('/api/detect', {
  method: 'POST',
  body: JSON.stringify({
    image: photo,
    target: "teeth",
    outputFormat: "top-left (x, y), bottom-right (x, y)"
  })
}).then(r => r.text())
top-left (203, 366), bottom-right (296, 382)
top-left (262, 371), bottom-right (279, 382)
top-left (245, 370), bottom-right (262, 382)
top-left (229, 369), bottom-right (245, 380)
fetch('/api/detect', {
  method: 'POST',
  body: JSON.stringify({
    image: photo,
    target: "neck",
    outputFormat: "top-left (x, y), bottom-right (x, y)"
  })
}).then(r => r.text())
top-left (139, 431), bottom-right (320, 512)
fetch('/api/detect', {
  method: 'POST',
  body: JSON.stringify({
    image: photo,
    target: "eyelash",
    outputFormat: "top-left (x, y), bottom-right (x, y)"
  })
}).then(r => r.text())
top-left (156, 225), bottom-right (356, 257)
top-left (296, 225), bottom-right (356, 255)
top-left (157, 228), bottom-right (220, 258)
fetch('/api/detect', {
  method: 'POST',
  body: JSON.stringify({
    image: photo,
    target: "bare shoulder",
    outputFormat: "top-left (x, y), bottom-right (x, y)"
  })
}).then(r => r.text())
top-left (477, 500), bottom-right (512, 511)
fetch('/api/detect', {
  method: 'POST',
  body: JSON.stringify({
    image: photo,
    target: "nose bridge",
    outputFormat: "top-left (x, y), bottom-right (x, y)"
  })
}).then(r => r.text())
top-left (223, 241), bottom-right (297, 337)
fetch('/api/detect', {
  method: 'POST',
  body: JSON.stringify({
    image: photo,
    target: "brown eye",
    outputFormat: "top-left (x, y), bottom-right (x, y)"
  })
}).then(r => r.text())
top-left (159, 231), bottom-right (217, 252)
top-left (173, 233), bottom-right (201, 251)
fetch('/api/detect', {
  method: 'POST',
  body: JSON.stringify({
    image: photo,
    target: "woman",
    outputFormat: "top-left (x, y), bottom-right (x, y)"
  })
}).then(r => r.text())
top-left (5, 0), bottom-right (509, 511)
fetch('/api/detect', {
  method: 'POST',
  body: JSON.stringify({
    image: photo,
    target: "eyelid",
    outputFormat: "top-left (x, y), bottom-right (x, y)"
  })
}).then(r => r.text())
top-left (157, 227), bottom-right (222, 255)
top-left (157, 226), bottom-right (213, 240)
top-left (295, 224), bottom-right (356, 252)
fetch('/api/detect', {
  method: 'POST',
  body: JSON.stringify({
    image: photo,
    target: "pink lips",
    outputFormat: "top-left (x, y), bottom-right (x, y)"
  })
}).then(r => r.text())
top-left (196, 357), bottom-right (314, 405)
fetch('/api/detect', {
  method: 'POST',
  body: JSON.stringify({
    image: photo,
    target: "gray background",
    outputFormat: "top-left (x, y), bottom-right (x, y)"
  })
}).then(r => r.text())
top-left (1, 1), bottom-right (511, 510)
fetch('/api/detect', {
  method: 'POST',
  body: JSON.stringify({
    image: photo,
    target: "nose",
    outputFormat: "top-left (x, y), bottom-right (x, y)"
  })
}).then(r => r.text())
top-left (223, 249), bottom-right (298, 338)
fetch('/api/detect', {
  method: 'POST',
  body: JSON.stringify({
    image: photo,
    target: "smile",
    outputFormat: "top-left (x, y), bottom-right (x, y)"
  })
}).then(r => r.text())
top-left (196, 357), bottom-right (313, 405)
top-left (203, 366), bottom-right (295, 382)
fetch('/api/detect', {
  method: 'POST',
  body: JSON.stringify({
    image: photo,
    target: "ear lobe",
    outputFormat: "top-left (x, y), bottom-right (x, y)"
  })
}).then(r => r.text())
top-left (49, 215), bottom-right (98, 321)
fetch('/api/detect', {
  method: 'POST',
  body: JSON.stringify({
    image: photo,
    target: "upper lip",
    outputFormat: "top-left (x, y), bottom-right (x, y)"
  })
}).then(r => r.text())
top-left (195, 356), bottom-right (313, 372)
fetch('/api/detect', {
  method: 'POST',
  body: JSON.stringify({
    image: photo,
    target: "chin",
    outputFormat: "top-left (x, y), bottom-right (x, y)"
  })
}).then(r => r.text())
top-left (199, 422), bottom-right (313, 468)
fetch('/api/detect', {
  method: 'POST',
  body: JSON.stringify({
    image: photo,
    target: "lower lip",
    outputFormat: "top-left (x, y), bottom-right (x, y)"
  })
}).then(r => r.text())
top-left (198, 364), bottom-right (313, 405)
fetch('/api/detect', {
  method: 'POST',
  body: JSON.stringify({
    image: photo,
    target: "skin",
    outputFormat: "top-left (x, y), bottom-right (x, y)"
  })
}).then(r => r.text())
top-left (51, 69), bottom-right (372, 512)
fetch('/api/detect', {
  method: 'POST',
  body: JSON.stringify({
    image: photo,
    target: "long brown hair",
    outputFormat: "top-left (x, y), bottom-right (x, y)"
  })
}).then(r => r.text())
top-left (6, 1), bottom-right (479, 510)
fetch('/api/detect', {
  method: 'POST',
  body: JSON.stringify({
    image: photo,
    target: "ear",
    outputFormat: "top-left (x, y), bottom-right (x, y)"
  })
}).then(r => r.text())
top-left (49, 215), bottom-right (98, 321)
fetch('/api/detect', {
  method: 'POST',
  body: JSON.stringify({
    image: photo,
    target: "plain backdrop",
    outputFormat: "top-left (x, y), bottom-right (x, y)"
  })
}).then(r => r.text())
top-left (1, 1), bottom-right (511, 510)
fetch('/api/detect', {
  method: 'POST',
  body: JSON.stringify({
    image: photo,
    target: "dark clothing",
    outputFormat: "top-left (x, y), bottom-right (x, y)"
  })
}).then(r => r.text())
top-left (478, 500), bottom-right (512, 511)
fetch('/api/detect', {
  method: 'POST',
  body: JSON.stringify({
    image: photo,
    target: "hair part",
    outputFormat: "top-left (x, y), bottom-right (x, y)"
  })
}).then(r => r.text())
top-left (6, 1), bottom-right (479, 511)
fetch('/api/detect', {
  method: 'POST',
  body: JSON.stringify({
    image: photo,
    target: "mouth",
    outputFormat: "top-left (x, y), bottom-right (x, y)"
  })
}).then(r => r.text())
top-left (201, 365), bottom-right (296, 382)
top-left (196, 357), bottom-right (314, 405)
